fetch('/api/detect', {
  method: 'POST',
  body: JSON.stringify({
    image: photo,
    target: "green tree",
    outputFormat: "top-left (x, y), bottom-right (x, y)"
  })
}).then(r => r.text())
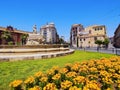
top-left (103, 38), bottom-right (109, 49)
top-left (59, 38), bottom-right (64, 44)
top-left (95, 40), bottom-right (103, 47)
top-left (1, 31), bottom-right (13, 45)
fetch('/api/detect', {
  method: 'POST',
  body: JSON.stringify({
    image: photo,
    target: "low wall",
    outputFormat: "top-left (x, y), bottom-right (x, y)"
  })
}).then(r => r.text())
top-left (0, 44), bottom-right (68, 49)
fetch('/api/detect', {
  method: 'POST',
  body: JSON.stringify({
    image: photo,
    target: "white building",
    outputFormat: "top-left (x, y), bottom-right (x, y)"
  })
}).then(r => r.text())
top-left (40, 22), bottom-right (59, 44)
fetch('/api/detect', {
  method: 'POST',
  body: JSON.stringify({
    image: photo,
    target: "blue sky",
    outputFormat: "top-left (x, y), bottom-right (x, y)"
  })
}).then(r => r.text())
top-left (0, 0), bottom-right (120, 41)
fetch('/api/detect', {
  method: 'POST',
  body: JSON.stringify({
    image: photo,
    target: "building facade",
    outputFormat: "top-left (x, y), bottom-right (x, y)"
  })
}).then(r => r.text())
top-left (113, 24), bottom-right (120, 48)
top-left (70, 24), bottom-right (107, 48)
top-left (0, 26), bottom-right (28, 45)
top-left (40, 23), bottom-right (59, 44)
top-left (70, 24), bottom-right (84, 47)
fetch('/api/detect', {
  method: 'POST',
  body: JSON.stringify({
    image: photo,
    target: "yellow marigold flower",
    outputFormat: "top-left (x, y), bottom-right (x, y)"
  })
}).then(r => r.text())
top-left (61, 80), bottom-right (73, 89)
top-left (73, 76), bottom-right (85, 84)
top-left (100, 71), bottom-right (112, 78)
top-left (66, 71), bottom-right (77, 78)
top-left (102, 77), bottom-right (113, 84)
top-left (89, 67), bottom-right (98, 73)
top-left (79, 65), bottom-right (88, 73)
top-left (52, 73), bottom-right (61, 80)
top-left (24, 76), bottom-right (35, 84)
top-left (52, 66), bottom-right (60, 70)
top-left (59, 68), bottom-right (68, 74)
top-left (47, 69), bottom-right (55, 75)
top-left (65, 63), bottom-right (72, 67)
top-left (87, 75), bottom-right (98, 80)
top-left (97, 65), bottom-right (105, 70)
top-left (43, 83), bottom-right (56, 90)
top-left (29, 86), bottom-right (41, 90)
top-left (108, 69), bottom-right (115, 73)
top-left (87, 60), bottom-right (95, 67)
top-left (106, 88), bottom-right (111, 90)
top-left (9, 80), bottom-right (23, 88)
top-left (83, 80), bottom-right (100, 90)
top-left (34, 71), bottom-right (43, 78)
top-left (113, 74), bottom-right (120, 80)
top-left (40, 77), bottom-right (48, 82)
top-left (71, 62), bottom-right (80, 71)
top-left (69, 86), bottom-right (81, 90)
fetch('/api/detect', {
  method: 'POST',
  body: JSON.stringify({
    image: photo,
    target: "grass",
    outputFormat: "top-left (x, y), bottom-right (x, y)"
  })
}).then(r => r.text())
top-left (0, 50), bottom-right (114, 90)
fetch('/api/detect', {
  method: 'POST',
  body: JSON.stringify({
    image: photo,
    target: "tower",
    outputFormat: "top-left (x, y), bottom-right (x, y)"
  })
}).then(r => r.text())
top-left (33, 25), bottom-right (37, 34)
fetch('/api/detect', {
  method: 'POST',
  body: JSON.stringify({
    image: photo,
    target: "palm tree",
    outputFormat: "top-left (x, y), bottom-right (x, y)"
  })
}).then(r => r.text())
top-left (1, 31), bottom-right (13, 45)
top-left (21, 34), bottom-right (29, 45)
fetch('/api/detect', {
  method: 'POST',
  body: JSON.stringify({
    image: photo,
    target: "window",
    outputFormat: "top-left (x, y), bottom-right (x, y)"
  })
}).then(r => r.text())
top-left (94, 37), bottom-right (97, 41)
top-left (89, 30), bottom-right (91, 34)
top-left (84, 38), bottom-right (85, 41)
top-left (76, 27), bottom-right (77, 30)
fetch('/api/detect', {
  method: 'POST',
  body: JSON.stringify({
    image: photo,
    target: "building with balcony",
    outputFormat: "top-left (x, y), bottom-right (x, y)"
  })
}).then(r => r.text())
top-left (40, 22), bottom-right (59, 44)
top-left (70, 24), bottom-right (107, 48)
top-left (70, 24), bottom-right (84, 47)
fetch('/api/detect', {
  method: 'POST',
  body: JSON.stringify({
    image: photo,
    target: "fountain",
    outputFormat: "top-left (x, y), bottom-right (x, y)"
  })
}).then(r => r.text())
top-left (0, 44), bottom-right (74, 61)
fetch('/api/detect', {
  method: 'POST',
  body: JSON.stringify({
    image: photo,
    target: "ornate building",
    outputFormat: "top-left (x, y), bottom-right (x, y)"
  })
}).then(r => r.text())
top-left (40, 22), bottom-right (59, 44)
top-left (70, 24), bottom-right (107, 47)
top-left (0, 26), bottom-right (28, 45)
top-left (70, 24), bottom-right (84, 47)
top-left (113, 24), bottom-right (120, 48)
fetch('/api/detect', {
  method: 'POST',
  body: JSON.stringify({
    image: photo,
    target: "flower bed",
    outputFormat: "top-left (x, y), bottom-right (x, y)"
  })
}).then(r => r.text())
top-left (9, 56), bottom-right (120, 90)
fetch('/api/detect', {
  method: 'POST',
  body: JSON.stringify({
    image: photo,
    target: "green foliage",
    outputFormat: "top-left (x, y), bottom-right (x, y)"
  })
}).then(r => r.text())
top-left (95, 38), bottom-right (110, 48)
top-left (0, 51), bottom-right (114, 89)
top-left (1, 31), bottom-right (13, 45)
top-left (95, 40), bottom-right (103, 46)
top-left (21, 34), bottom-right (29, 45)
top-left (58, 38), bottom-right (64, 44)
top-left (8, 41), bottom-right (13, 45)
top-left (103, 38), bottom-right (110, 48)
